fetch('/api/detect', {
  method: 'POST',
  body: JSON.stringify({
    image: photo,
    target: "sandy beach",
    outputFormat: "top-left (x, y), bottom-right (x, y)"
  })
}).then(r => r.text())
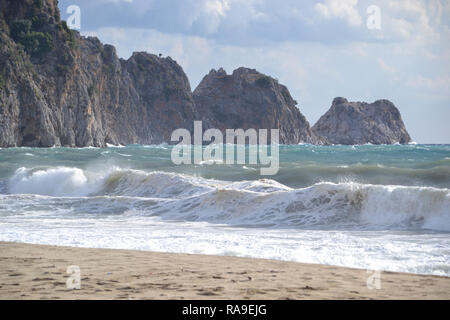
top-left (0, 241), bottom-right (449, 300)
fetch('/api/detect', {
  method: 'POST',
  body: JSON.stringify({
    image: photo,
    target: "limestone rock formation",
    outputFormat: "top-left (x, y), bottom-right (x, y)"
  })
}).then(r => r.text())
top-left (312, 97), bottom-right (412, 145)
top-left (193, 67), bottom-right (321, 144)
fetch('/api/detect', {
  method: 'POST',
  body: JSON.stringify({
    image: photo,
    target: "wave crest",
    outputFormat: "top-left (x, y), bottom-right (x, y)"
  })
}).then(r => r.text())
top-left (6, 167), bottom-right (450, 231)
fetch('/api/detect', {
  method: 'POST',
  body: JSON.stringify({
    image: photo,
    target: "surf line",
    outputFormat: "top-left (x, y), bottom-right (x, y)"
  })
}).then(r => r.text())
top-left (171, 121), bottom-right (279, 175)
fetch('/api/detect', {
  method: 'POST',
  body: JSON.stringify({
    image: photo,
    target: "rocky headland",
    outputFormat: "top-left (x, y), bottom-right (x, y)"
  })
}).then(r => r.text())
top-left (0, 0), bottom-right (411, 147)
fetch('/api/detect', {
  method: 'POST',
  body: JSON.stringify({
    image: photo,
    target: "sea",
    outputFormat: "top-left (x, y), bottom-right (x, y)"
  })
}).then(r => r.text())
top-left (0, 144), bottom-right (449, 276)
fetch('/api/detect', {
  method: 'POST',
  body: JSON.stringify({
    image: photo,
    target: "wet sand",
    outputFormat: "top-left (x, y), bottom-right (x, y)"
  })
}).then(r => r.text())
top-left (0, 241), bottom-right (449, 300)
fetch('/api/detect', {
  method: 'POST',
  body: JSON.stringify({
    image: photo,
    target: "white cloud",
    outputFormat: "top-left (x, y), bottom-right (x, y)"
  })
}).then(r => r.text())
top-left (406, 75), bottom-right (450, 90)
top-left (204, 0), bottom-right (230, 17)
top-left (186, 0), bottom-right (232, 34)
top-left (314, 0), bottom-right (362, 27)
top-left (377, 58), bottom-right (396, 73)
top-left (390, 18), bottom-right (414, 39)
top-left (387, 0), bottom-right (440, 42)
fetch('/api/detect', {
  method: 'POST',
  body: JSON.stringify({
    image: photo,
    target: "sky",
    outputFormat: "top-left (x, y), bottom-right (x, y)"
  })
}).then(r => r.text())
top-left (58, 0), bottom-right (450, 143)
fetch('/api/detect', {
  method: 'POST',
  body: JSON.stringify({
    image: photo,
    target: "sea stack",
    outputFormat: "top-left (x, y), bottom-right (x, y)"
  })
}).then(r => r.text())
top-left (193, 67), bottom-right (321, 144)
top-left (312, 97), bottom-right (412, 145)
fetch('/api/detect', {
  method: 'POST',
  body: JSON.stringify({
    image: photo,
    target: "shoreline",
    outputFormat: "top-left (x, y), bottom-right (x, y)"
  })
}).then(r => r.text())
top-left (0, 143), bottom-right (440, 149)
top-left (1, 241), bottom-right (449, 300)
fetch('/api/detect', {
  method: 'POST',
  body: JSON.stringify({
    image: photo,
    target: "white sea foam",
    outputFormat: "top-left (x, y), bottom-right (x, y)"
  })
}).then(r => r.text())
top-left (0, 192), bottom-right (448, 276)
top-left (115, 153), bottom-right (132, 157)
top-left (106, 143), bottom-right (125, 148)
top-left (8, 167), bottom-right (102, 197)
top-left (7, 167), bottom-right (450, 231)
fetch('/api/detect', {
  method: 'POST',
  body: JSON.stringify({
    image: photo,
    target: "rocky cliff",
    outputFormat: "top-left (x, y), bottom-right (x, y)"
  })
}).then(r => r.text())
top-left (0, 0), bottom-right (412, 147)
top-left (193, 67), bottom-right (321, 144)
top-left (0, 0), bottom-right (197, 147)
top-left (312, 97), bottom-right (412, 145)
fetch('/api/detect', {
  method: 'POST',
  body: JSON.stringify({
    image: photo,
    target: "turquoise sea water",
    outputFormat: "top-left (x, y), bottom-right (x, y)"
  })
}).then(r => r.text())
top-left (0, 144), bottom-right (449, 275)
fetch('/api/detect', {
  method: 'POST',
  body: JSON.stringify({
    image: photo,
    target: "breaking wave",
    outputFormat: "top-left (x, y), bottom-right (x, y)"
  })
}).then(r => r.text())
top-left (6, 167), bottom-right (450, 231)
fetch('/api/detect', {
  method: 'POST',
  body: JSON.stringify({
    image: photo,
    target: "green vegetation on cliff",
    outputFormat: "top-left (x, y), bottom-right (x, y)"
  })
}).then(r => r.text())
top-left (10, 18), bottom-right (54, 57)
